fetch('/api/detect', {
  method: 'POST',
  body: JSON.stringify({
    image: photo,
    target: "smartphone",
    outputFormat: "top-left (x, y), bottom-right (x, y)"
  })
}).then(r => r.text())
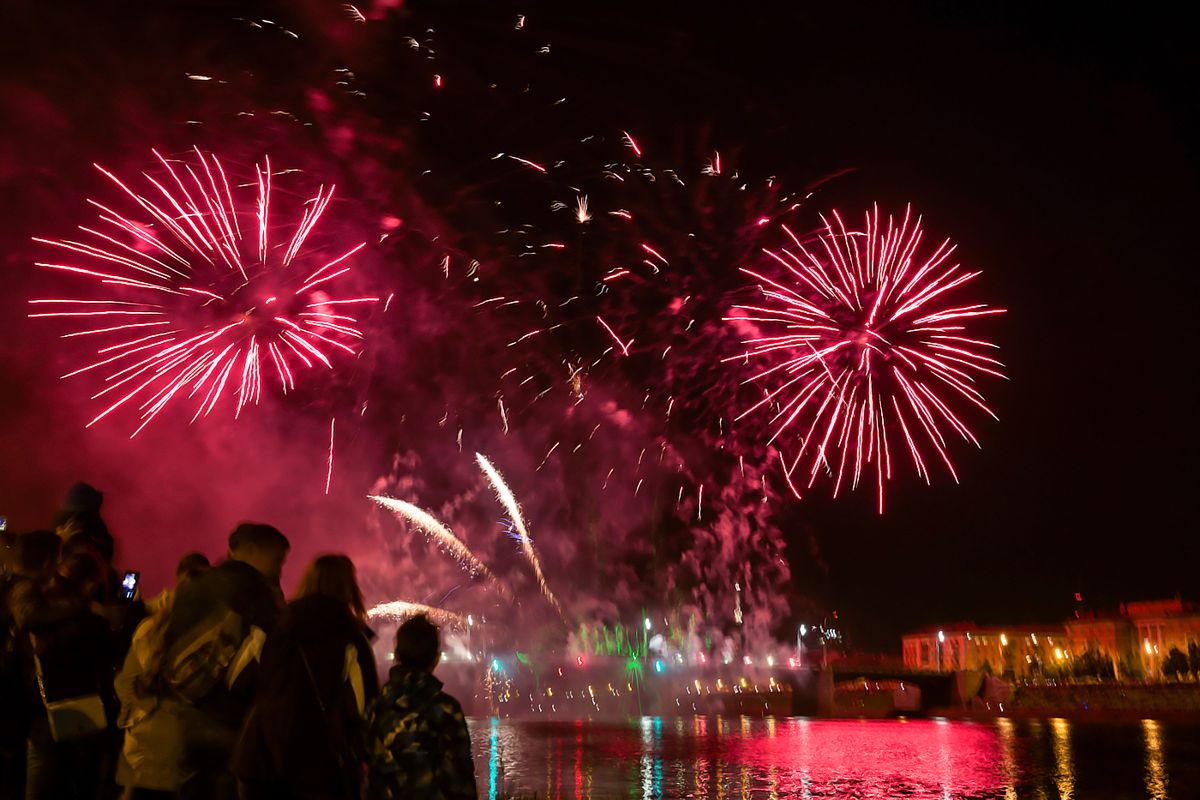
top-left (121, 570), bottom-right (140, 601)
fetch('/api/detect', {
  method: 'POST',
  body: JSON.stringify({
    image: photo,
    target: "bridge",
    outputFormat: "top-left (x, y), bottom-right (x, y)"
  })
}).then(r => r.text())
top-left (773, 665), bottom-right (964, 716)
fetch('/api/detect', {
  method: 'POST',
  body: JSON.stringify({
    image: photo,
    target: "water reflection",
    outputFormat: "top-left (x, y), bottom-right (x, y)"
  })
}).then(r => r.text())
top-left (1142, 719), bottom-right (1168, 800)
top-left (995, 717), bottom-right (1019, 800)
top-left (487, 716), bottom-right (498, 800)
top-left (1050, 717), bottom-right (1075, 799)
top-left (471, 716), bottom-right (1197, 799)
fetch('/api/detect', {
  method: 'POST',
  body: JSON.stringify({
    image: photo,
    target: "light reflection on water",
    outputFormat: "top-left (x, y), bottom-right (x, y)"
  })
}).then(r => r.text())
top-left (469, 716), bottom-right (1200, 799)
top-left (1142, 719), bottom-right (1167, 800)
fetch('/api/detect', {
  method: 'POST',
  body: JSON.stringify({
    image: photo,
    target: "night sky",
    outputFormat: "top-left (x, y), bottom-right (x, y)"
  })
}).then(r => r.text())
top-left (2, 1), bottom-right (1197, 651)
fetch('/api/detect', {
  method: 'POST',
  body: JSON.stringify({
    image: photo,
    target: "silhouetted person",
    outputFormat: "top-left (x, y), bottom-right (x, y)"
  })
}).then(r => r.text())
top-left (366, 615), bottom-right (477, 800)
top-left (156, 523), bottom-right (290, 800)
top-left (1, 532), bottom-right (24, 798)
top-left (235, 554), bottom-right (379, 800)
top-left (53, 482), bottom-right (115, 568)
top-left (114, 552), bottom-right (211, 799)
top-left (144, 553), bottom-right (210, 617)
top-left (9, 531), bottom-right (115, 800)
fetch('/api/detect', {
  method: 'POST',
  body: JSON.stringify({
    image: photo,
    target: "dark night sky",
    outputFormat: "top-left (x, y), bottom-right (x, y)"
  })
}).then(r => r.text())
top-left (2, 2), bottom-right (1197, 650)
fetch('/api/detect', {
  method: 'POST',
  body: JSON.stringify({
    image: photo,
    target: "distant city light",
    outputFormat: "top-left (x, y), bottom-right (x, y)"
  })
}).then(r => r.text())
top-left (644, 617), bottom-right (652, 631)
top-left (937, 630), bottom-right (945, 643)
top-left (1000, 633), bottom-right (1008, 647)
top-left (654, 660), bottom-right (664, 673)
top-left (491, 658), bottom-right (502, 672)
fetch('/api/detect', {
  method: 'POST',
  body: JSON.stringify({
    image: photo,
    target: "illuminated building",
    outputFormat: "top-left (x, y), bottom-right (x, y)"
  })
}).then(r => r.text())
top-left (1127, 599), bottom-right (1200, 677)
top-left (904, 598), bottom-right (1200, 680)
top-left (902, 625), bottom-right (1062, 679)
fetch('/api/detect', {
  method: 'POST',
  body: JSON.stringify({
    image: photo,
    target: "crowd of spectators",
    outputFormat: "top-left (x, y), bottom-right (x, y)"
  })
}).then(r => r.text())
top-left (1, 482), bottom-right (477, 800)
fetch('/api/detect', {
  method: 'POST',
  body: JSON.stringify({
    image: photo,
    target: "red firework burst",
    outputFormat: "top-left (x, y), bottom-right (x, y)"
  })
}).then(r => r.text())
top-left (30, 148), bottom-right (376, 435)
top-left (730, 205), bottom-right (1006, 512)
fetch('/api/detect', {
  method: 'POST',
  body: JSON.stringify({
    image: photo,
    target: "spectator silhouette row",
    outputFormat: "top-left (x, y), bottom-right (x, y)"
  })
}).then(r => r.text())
top-left (0, 482), bottom-right (477, 800)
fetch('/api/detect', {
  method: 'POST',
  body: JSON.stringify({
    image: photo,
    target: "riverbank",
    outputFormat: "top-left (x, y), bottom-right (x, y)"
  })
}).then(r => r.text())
top-left (934, 681), bottom-right (1200, 722)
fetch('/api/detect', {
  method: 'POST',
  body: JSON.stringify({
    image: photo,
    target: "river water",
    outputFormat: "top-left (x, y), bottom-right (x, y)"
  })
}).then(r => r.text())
top-left (469, 716), bottom-right (1199, 799)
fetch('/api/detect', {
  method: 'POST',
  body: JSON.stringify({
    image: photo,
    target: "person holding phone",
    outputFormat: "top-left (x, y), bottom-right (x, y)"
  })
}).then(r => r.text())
top-left (113, 552), bottom-right (210, 798)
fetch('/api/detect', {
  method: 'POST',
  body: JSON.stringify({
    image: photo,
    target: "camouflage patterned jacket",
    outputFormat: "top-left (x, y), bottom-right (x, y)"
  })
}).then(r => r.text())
top-left (366, 666), bottom-right (477, 800)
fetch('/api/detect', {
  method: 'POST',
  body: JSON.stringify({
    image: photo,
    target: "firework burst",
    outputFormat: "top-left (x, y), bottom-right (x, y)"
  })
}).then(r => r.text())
top-left (731, 205), bottom-right (1005, 512)
top-left (30, 148), bottom-right (375, 435)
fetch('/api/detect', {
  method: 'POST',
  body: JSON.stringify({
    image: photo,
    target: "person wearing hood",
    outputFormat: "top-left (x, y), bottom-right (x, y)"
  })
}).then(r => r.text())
top-left (234, 554), bottom-right (378, 800)
top-left (365, 614), bottom-right (477, 800)
top-left (52, 481), bottom-right (115, 568)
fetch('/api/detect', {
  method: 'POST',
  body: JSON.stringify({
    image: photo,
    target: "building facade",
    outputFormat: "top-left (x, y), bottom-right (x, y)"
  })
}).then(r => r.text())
top-left (1127, 599), bottom-right (1200, 677)
top-left (901, 625), bottom-right (1064, 680)
top-left (903, 598), bottom-right (1200, 680)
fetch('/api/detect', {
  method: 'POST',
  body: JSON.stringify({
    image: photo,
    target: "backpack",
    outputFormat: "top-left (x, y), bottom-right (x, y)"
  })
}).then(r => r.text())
top-left (368, 693), bottom-right (445, 800)
top-left (161, 605), bottom-right (262, 705)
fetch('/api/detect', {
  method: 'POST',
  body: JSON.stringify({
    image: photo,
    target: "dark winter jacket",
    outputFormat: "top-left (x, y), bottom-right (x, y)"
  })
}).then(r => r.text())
top-left (234, 594), bottom-right (379, 799)
top-left (165, 559), bottom-right (281, 646)
top-left (8, 575), bottom-right (115, 718)
top-left (366, 667), bottom-right (477, 800)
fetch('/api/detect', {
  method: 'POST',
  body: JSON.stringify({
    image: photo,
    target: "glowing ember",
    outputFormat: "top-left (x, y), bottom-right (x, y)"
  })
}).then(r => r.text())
top-left (730, 205), bottom-right (1005, 512)
top-left (29, 148), bottom-right (375, 435)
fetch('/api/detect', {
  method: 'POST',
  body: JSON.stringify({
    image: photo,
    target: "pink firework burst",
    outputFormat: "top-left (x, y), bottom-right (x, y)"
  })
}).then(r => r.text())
top-left (30, 148), bottom-right (376, 435)
top-left (730, 205), bottom-right (1006, 512)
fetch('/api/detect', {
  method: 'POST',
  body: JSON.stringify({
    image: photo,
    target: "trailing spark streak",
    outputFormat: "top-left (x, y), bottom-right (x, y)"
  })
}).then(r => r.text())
top-left (367, 601), bottom-right (468, 629)
top-left (731, 205), bottom-right (1005, 512)
top-left (370, 495), bottom-right (502, 586)
top-left (475, 452), bottom-right (564, 617)
top-left (30, 148), bottom-right (375, 434)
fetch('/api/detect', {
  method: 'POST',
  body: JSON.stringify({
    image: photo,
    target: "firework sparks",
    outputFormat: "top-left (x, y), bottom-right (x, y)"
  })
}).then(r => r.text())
top-left (370, 494), bottom-right (502, 585)
top-left (595, 316), bottom-right (632, 356)
top-left (475, 452), bottom-right (564, 617)
top-left (325, 417), bottom-right (335, 494)
top-left (367, 600), bottom-right (468, 629)
top-left (731, 205), bottom-right (1005, 512)
top-left (30, 148), bottom-right (374, 434)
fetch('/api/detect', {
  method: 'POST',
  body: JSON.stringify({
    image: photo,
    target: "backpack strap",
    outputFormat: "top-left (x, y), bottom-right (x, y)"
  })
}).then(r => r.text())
top-left (343, 643), bottom-right (366, 714)
top-left (226, 624), bottom-right (266, 689)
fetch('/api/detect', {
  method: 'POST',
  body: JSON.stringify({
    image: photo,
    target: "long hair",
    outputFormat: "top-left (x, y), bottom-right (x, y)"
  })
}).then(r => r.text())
top-left (295, 554), bottom-right (366, 621)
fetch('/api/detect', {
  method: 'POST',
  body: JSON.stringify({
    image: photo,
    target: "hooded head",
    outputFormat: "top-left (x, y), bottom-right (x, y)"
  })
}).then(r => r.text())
top-left (61, 482), bottom-right (103, 514)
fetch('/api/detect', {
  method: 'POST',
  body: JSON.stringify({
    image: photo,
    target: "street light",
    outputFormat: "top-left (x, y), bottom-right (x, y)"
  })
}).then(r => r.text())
top-left (936, 630), bottom-right (945, 672)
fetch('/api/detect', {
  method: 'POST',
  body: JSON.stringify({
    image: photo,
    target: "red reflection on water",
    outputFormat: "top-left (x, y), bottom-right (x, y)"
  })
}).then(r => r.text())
top-left (479, 718), bottom-right (1011, 799)
top-left (718, 718), bottom-right (1006, 797)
